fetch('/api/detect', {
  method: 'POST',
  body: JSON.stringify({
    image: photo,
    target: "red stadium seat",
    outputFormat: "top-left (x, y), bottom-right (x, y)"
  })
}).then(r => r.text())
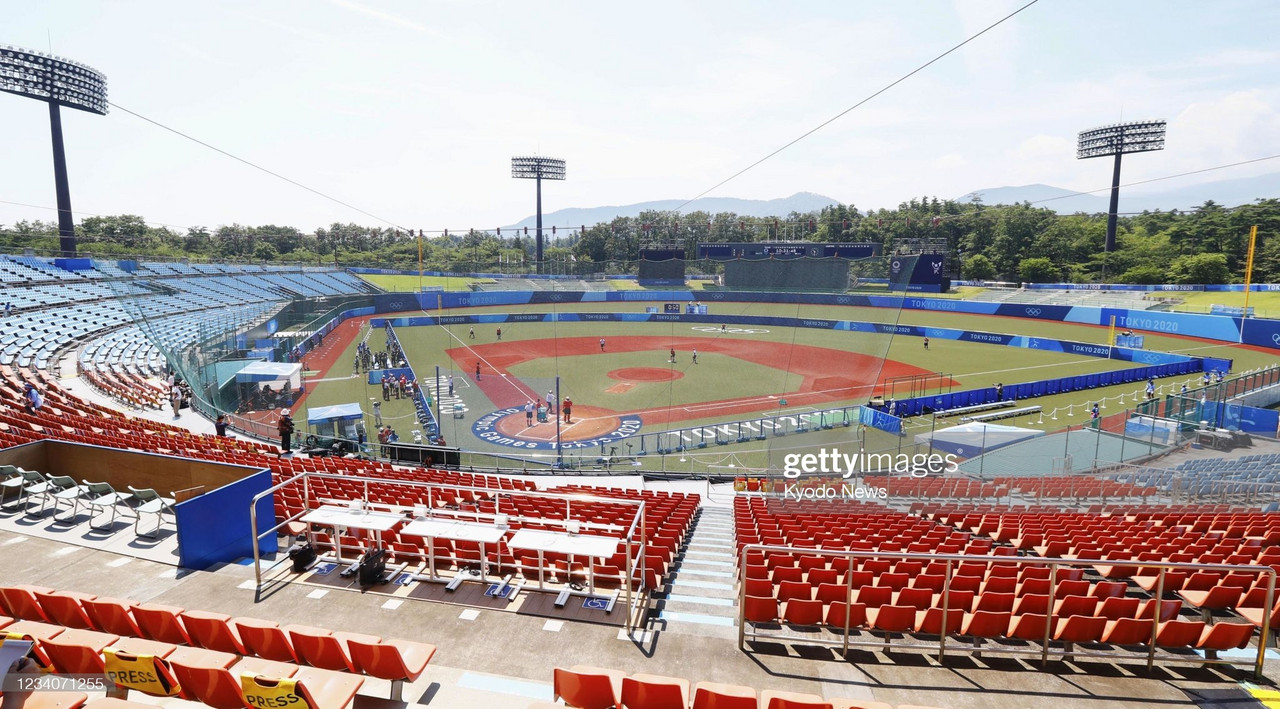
top-left (553, 665), bottom-right (624, 709)
top-left (622, 673), bottom-right (691, 709)
top-left (346, 637), bottom-right (436, 701)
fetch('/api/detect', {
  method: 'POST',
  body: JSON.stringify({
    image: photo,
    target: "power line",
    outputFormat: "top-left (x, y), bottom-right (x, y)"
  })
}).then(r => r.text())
top-left (107, 101), bottom-right (409, 231)
top-left (671, 0), bottom-right (1040, 213)
top-left (1027, 153), bottom-right (1280, 208)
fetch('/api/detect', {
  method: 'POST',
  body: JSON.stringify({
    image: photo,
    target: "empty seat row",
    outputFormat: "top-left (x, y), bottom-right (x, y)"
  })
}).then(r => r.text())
top-left (0, 585), bottom-right (435, 700)
top-left (547, 664), bottom-right (944, 709)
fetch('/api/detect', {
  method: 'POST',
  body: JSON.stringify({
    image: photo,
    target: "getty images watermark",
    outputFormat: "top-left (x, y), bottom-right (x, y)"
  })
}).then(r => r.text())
top-left (775, 447), bottom-right (960, 501)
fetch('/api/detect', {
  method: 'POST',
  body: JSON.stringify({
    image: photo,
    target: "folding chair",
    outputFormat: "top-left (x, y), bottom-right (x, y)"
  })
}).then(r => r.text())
top-left (128, 486), bottom-right (175, 538)
top-left (43, 475), bottom-right (84, 523)
top-left (3, 469), bottom-right (50, 512)
top-left (79, 481), bottom-right (134, 531)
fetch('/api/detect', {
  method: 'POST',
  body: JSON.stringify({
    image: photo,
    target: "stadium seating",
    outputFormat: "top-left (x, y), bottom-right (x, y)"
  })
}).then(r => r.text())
top-left (0, 583), bottom-right (435, 707)
top-left (732, 495), bottom-right (1279, 665)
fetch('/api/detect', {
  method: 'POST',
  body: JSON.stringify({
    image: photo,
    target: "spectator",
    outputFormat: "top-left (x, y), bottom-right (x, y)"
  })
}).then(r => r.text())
top-left (22, 382), bottom-right (40, 414)
top-left (170, 386), bottom-right (183, 418)
top-left (215, 414), bottom-right (228, 437)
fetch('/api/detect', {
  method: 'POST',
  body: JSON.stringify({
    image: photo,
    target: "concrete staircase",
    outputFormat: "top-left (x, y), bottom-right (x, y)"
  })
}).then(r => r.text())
top-left (651, 505), bottom-right (739, 638)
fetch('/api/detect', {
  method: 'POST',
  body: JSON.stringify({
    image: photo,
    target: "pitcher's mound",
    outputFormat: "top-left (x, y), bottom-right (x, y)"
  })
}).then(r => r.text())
top-left (608, 367), bottom-right (683, 382)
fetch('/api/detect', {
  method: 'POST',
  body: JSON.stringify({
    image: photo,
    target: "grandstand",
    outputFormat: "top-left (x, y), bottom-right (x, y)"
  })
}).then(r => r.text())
top-left (3, 261), bottom-right (1280, 709)
top-left (967, 287), bottom-right (1163, 310)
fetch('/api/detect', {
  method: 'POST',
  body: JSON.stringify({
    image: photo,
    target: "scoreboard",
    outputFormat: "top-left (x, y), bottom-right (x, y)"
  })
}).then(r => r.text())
top-left (696, 242), bottom-right (881, 260)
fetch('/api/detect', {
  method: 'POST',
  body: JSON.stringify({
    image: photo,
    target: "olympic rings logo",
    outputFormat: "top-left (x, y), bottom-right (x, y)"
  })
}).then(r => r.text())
top-left (1025, 308), bottom-right (1042, 316)
top-left (693, 326), bottom-right (768, 334)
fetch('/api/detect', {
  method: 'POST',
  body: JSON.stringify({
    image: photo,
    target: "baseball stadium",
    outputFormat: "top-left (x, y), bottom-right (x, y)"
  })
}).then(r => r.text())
top-left (5, 5), bottom-right (1280, 709)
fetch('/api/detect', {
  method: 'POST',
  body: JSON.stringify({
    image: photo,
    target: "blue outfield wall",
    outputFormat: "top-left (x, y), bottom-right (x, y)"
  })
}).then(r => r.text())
top-left (887, 360), bottom-right (1203, 419)
top-left (368, 289), bottom-right (1280, 353)
top-left (175, 468), bottom-right (276, 570)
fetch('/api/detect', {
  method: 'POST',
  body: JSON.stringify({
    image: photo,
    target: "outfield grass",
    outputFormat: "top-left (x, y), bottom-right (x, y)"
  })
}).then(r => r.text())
top-left (358, 273), bottom-right (490, 292)
top-left (291, 299), bottom-right (1280, 471)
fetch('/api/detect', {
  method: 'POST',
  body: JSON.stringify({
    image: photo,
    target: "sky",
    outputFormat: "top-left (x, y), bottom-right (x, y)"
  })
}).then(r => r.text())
top-left (1, 0), bottom-right (1278, 235)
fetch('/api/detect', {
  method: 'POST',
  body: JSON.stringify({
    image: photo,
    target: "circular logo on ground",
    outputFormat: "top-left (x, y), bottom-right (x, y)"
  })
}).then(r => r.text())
top-left (471, 408), bottom-right (642, 451)
top-left (691, 326), bottom-right (769, 334)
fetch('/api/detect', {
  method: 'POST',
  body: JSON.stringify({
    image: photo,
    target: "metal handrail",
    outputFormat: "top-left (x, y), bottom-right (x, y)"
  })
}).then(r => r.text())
top-left (248, 470), bottom-right (650, 632)
top-left (737, 543), bottom-right (1274, 678)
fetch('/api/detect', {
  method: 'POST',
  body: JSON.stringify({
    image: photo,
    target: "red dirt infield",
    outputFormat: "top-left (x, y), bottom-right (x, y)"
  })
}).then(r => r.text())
top-left (449, 335), bottom-right (951, 429)
top-left (607, 367), bottom-right (683, 382)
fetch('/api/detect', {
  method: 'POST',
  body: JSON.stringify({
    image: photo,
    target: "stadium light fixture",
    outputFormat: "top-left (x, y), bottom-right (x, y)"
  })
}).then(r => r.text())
top-left (0, 45), bottom-right (108, 256)
top-left (511, 156), bottom-right (566, 274)
top-left (1076, 120), bottom-right (1166, 253)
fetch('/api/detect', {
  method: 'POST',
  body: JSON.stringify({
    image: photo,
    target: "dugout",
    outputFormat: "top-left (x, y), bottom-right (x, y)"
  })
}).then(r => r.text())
top-left (0, 439), bottom-right (274, 570)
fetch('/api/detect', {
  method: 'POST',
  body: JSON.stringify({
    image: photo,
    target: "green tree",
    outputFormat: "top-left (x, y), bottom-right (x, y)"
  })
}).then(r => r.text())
top-left (1168, 252), bottom-right (1230, 284)
top-left (962, 254), bottom-right (997, 281)
top-left (1118, 265), bottom-right (1166, 284)
top-left (1018, 257), bottom-right (1059, 283)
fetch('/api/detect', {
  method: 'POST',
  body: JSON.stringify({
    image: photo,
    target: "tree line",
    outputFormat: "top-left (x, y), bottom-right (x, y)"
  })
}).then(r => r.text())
top-left (1, 195), bottom-right (1276, 284)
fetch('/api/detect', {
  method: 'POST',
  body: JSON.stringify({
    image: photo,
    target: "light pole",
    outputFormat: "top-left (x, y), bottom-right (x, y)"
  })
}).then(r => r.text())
top-left (0, 45), bottom-right (109, 256)
top-left (511, 156), bottom-right (566, 275)
top-left (1077, 121), bottom-right (1166, 255)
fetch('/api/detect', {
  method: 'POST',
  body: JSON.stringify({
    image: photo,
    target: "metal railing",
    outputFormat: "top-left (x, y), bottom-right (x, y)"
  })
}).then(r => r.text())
top-left (249, 471), bottom-right (649, 632)
top-left (737, 543), bottom-right (1274, 678)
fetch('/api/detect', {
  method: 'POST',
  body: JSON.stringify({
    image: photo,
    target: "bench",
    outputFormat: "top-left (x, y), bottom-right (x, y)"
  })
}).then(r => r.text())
top-left (963, 405), bottom-right (1041, 423)
top-left (941, 400), bottom-right (1015, 417)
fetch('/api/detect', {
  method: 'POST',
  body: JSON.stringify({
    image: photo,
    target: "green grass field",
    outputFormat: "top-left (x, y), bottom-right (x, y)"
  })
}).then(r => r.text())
top-left (286, 296), bottom-right (1280, 472)
top-left (359, 273), bottom-right (492, 292)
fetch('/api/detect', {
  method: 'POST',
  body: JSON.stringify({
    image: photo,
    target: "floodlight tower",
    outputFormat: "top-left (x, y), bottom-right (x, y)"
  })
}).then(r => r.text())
top-left (511, 156), bottom-right (566, 274)
top-left (0, 45), bottom-right (108, 256)
top-left (1077, 120), bottom-right (1165, 253)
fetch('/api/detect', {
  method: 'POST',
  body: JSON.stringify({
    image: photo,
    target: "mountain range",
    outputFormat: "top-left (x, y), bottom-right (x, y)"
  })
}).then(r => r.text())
top-left (504, 192), bottom-right (839, 230)
top-left (959, 172), bottom-right (1280, 214)
top-left (505, 172), bottom-right (1280, 227)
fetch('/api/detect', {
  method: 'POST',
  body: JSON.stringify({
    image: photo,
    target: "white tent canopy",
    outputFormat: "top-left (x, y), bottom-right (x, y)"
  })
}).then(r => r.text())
top-left (915, 422), bottom-right (1044, 458)
top-left (234, 361), bottom-right (301, 390)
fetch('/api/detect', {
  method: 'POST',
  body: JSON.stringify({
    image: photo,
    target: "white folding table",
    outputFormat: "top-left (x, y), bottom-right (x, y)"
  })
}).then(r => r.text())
top-left (301, 505), bottom-right (405, 566)
top-left (401, 516), bottom-right (507, 581)
top-left (507, 528), bottom-right (619, 593)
